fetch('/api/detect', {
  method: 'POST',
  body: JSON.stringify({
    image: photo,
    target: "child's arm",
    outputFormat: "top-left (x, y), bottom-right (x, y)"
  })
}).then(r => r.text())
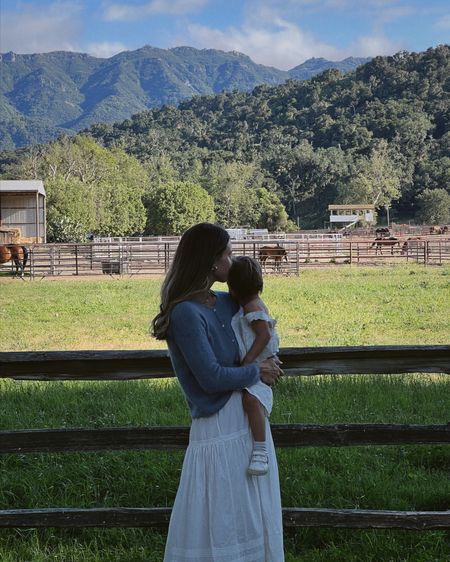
top-left (241, 299), bottom-right (272, 365)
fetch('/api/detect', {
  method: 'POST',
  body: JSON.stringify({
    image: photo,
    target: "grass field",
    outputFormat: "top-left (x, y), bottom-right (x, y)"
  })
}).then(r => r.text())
top-left (1, 265), bottom-right (449, 350)
top-left (0, 265), bottom-right (449, 561)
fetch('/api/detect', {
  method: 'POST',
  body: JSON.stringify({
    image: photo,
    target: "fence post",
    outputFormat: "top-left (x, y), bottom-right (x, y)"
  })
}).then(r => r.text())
top-left (164, 243), bottom-right (169, 272)
top-left (29, 246), bottom-right (34, 279)
top-left (296, 242), bottom-right (299, 275)
top-left (349, 242), bottom-right (352, 265)
top-left (75, 244), bottom-right (79, 276)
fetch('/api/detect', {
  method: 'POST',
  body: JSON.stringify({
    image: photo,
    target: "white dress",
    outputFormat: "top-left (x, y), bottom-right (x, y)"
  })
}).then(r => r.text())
top-left (231, 309), bottom-right (280, 417)
top-left (164, 305), bottom-right (284, 561)
top-left (163, 391), bottom-right (284, 562)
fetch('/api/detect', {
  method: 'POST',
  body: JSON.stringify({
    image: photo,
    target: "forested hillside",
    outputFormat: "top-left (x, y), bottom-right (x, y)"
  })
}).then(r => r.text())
top-left (0, 46), bottom-right (366, 150)
top-left (85, 45), bottom-right (450, 226)
top-left (1, 46), bottom-right (449, 234)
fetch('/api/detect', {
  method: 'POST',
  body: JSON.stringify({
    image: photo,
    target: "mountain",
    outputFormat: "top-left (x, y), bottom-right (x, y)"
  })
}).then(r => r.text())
top-left (0, 46), bottom-right (368, 149)
top-left (288, 56), bottom-right (370, 80)
top-left (3, 46), bottom-right (448, 228)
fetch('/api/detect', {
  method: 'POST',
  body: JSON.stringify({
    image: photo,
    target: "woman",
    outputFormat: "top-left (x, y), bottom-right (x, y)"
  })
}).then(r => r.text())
top-left (152, 223), bottom-right (284, 562)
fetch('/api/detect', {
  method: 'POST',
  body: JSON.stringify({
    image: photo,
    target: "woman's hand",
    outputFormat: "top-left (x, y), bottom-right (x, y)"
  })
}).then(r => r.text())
top-left (259, 356), bottom-right (284, 386)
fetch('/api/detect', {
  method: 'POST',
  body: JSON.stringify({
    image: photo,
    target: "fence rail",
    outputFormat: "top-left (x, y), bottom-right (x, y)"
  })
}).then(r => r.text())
top-left (0, 345), bottom-right (449, 530)
top-left (2, 345), bottom-right (449, 380)
top-left (1, 423), bottom-right (448, 454)
top-left (0, 507), bottom-right (447, 531)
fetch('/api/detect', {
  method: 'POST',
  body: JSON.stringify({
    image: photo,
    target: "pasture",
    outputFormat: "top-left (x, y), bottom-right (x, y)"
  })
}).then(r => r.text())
top-left (0, 266), bottom-right (449, 561)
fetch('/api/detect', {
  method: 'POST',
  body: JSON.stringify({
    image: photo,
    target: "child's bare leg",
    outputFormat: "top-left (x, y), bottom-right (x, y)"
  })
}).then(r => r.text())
top-left (242, 390), bottom-right (266, 442)
top-left (242, 390), bottom-right (269, 475)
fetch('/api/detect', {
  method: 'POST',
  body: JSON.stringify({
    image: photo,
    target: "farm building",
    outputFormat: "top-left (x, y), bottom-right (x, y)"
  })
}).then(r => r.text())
top-left (0, 180), bottom-right (46, 243)
top-left (328, 204), bottom-right (375, 229)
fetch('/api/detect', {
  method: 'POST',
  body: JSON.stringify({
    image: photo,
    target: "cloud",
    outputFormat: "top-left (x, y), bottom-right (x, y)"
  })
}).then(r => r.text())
top-left (0, 1), bottom-right (83, 54)
top-left (243, 0), bottom-right (417, 25)
top-left (185, 19), bottom-right (342, 70)
top-left (435, 14), bottom-right (450, 29)
top-left (102, 0), bottom-right (208, 21)
top-left (344, 34), bottom-right (402, 57)
top-left (85, 41), bottom-right (128, 58)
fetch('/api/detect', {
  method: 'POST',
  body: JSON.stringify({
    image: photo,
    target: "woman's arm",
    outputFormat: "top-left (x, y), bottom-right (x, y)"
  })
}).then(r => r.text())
top-left (170, 303), bottom-right (260, 394)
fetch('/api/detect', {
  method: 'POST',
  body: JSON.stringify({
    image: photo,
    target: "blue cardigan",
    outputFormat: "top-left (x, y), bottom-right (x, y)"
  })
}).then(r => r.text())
top-left (167, 291), bottom-right (260, 418)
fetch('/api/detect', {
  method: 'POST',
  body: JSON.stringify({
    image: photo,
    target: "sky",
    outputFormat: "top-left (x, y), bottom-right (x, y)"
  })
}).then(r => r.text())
top-left (1, 0), bottom-right (449, 70)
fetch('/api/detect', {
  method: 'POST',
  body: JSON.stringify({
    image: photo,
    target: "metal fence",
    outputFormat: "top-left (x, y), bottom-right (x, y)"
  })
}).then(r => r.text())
top-left (13, 239), bottom-right (449, 278)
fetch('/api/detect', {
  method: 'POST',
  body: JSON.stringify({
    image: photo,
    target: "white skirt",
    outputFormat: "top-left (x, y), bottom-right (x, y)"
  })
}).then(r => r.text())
top-left (163, 391), bottom-right (284, 562)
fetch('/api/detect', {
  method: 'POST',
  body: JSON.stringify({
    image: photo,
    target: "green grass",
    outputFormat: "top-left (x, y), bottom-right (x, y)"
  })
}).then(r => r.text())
top-left (1, 265), bottom-right (449, 350)
top-left (0, 266), bottom-right (449, 561)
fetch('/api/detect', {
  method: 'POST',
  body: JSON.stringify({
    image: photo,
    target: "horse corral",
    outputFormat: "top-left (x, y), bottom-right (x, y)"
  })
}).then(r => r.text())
top-left (1, 231), bottom-right (447, 278)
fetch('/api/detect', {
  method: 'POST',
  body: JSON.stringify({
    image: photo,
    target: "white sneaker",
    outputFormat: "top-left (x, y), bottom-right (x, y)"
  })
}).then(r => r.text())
top-left (247, 452), bottom-right (269, 476)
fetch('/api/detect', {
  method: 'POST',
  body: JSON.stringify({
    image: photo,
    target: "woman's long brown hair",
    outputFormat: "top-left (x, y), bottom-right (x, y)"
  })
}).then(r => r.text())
top-left (151, 223), bottom-right (230, 340)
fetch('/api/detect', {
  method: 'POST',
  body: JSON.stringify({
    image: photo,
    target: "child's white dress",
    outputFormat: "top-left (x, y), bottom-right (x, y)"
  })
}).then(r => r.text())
top-left (231, 308), bottom-right (279, 416)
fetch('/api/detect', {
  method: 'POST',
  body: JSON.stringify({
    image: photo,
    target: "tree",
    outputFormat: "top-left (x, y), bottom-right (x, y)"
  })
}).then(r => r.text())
top-left (45, 176), bottom-right (95, 240)
top-left (254, 188), bottom-right (288, 231)
top-left (201, 161), bottom-right (263, 228)
top-left (145, 180), bottom-right (215, 235)
top-left (264, 143), bottom-right (349, 228)
top-left (47, 215), bottom-right (86, 243)
top-left (415, 189), bottom-right (450, 224)
top-left (337, 140), bottom-right (401, 208)
top-left (4, 135), bottom-right (148, 239)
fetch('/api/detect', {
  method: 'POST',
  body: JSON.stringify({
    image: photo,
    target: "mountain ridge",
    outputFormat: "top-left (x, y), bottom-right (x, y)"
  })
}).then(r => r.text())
top-left (0, 46), bottom-right (370, 149)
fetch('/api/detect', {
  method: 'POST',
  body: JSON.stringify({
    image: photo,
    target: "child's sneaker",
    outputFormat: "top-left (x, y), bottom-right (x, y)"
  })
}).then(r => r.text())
top-left (247, 452), bottom-right (269, 476)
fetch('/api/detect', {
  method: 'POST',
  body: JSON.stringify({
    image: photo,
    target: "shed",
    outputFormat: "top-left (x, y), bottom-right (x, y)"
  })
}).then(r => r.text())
top-left (328, 204), bottom-right (375, 229)
top-left (0, 180), bottom-right (46, 243)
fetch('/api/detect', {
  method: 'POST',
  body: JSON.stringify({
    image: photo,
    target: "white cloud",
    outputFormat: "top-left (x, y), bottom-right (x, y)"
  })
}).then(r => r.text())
top-left (435, 14), bottom-right (450, 29)
top-left (243, 0), bottom-right (416, 25)
top-left (103, 0), bottom-right (208, 21)
top-left (344, 34), bottom-right (401, 58)
top-left (179, 15), bottom-right (402, 69)
top-left (85, 41), bottom-right (128, 58)
top-left (184, 19), bottom-right (342, 70)
top-left (0, 1), bottom-right (83, 54)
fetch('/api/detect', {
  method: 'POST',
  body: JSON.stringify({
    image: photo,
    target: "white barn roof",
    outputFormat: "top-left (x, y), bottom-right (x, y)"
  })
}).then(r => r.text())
top-left (0, 180), bottom-right (46, 197)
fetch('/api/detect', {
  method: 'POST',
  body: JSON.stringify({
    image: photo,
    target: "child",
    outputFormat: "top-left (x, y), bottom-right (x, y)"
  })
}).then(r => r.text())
top-left (228, 256), bottom-right (280, 476)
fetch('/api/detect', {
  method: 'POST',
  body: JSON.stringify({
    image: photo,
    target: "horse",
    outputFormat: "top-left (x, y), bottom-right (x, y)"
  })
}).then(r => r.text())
top-left (370, 237), bottom-right (400, 255)
top-left (401, 237), bottom-right (423, 255)
top-left (0, 244), bottom-right (29, 277)
top-left (258, 244), bottom-right (288, 272)
top-left (429, 226), bottom-right (448, 235)
top-left (375, 227), bottom-right (390, 238)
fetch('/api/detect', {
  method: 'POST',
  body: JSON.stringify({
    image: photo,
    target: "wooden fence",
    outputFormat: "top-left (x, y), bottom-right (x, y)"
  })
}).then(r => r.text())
top-left (0, 345), bottom-right (449, 530)
top-left (4, 238), bottom-right (449, 278)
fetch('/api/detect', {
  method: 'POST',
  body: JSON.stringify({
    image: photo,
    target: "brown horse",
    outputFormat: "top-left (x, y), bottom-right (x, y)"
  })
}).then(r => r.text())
top-left (370, 237), bottom-right (400, 255)
top-left (429, 226), bottom-right (448, 235)
top-left (0, 244), bottom-right (29, 277)
top-left (259, 244), bottom-right (288, 272)
top-left (401, 237), bottom-right (423, 255)
top-left (375, 227), bottom-right (390, 238)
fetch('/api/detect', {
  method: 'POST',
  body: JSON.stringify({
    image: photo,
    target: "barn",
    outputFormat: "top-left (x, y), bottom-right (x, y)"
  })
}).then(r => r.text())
top-left (0, 180), bottom-right (46, 243)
